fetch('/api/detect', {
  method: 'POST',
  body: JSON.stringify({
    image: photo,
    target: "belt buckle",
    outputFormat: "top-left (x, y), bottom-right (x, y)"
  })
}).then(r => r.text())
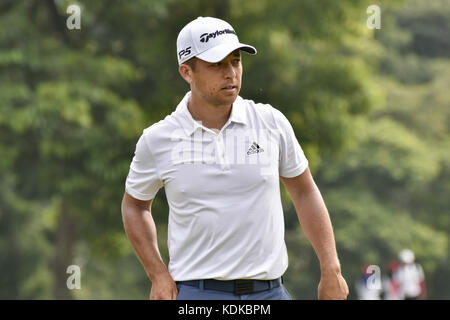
top-left (234, 280), bottom-right (254, 295)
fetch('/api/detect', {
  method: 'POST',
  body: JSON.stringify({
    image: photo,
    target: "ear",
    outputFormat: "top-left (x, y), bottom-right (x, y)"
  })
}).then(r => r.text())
top-left (178, 64), bottom-right (193, 84)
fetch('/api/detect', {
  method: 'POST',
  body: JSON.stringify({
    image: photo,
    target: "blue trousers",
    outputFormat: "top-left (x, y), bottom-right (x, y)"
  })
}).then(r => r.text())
top-left (176, 281), bottom-right (292, 300)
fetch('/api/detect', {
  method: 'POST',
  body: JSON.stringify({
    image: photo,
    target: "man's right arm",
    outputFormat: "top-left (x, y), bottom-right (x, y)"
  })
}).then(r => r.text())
top-left (121, 192), bottom-right (177, 300)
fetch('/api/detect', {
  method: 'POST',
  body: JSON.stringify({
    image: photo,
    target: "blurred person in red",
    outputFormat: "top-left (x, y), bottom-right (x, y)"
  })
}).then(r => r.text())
top-left (381, 260), bottom-right (402, 300)
top-left (391, 249), bottom-right (426, 300)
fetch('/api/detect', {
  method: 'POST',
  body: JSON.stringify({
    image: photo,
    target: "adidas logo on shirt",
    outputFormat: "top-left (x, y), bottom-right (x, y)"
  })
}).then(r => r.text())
top-left (247, 142), bottom-right (264, 155)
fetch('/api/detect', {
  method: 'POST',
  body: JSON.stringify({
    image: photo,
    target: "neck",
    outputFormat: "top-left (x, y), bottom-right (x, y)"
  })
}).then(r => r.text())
top-left (187, 91), bottom-right (232, 131)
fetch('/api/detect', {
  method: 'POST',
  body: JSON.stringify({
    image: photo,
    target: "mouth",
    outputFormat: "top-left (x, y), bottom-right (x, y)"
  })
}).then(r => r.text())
top-left (221, 85), bottom-right (238, 93)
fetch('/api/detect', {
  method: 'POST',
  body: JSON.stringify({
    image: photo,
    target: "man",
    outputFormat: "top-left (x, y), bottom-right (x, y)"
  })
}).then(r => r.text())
top-left (121, 16), bottom-right (348, 300)
top-left (393, 249), bottom-right (426, 300)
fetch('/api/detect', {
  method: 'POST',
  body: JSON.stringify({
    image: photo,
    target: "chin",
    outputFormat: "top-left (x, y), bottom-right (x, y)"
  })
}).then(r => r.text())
top-left (222, 90), bottom-right (240, 101)
top-left (210, 93), bottom-right (235, 106)
top-left (221, 95), bottom-right (238, 106)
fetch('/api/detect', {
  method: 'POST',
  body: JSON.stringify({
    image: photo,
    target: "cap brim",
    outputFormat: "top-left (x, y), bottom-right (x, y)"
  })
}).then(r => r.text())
top-left (196, 42), bottom-right (257, 63)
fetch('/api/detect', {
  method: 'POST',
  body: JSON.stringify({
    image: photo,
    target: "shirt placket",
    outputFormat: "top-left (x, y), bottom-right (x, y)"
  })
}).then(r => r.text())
top-left (215, 133), bottom-right (230, 171)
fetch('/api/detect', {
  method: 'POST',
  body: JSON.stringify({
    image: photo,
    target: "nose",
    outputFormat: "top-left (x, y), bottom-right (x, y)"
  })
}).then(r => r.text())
top-left (223, 62), bottom-right (237, 79)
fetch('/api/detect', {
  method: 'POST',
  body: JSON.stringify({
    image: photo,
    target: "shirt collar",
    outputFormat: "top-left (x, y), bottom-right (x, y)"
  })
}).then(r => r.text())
top-left (176, 91), bottom-right (248, 136)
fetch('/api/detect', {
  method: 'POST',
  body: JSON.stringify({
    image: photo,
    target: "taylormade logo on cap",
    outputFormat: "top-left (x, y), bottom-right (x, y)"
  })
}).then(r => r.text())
top-left (199, 29), bottom-right (236, 43)
top-left (176, 17), bottom-right (257, 65)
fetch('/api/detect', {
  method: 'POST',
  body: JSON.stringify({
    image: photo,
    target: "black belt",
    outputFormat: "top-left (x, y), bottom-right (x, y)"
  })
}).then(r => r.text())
top-left (177, 277), bottom-right (282, 295)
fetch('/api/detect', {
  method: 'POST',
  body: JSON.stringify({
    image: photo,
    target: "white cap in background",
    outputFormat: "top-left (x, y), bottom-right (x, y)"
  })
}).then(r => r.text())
top-left (399, 249), bottom-right (415, 264)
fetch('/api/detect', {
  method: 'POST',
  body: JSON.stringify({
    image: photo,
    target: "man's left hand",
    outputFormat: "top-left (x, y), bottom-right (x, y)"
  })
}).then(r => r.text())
top-left (318, 272), bottom-right (349, 300)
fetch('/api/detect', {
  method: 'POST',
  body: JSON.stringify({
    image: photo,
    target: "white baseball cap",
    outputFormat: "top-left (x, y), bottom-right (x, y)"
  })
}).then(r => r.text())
top-left (399, 249), bottom-right (415, 264)
top-left (176, 16), bottom-right (257, 65)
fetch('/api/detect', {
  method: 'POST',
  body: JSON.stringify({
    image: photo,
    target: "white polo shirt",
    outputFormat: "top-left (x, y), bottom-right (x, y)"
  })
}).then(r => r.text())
top-left (125, 91), bottom-right (308, 281)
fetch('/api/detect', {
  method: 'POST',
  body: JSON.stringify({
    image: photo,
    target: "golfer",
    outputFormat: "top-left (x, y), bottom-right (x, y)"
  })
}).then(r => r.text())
top-left (121, 16), bottom-right (349, 300)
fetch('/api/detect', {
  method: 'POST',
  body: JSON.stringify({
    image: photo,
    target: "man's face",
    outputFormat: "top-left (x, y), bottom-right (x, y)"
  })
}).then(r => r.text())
top-left (186, 50), bottom-right (242, 107)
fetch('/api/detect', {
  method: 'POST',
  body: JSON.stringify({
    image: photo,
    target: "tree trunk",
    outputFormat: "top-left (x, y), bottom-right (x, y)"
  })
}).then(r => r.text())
top-left (51, 202), bottom-right (76, 300)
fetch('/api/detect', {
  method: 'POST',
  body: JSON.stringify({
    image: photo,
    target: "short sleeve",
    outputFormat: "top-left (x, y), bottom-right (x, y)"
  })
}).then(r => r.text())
top-left (125, 132), bottom-right (163, 201)
top-left (274, 109), bottom-right (309, 178)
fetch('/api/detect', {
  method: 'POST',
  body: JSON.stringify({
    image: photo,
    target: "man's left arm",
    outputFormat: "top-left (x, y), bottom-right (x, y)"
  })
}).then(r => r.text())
top-left (280, 168), bottom-right (349, 300)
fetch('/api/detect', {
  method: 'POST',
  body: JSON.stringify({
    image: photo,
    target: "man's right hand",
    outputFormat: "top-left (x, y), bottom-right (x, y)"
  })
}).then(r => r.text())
top-left (149, 275), bottom-right (178, 300)
top-left (122, 193), bottom-right (178, 300)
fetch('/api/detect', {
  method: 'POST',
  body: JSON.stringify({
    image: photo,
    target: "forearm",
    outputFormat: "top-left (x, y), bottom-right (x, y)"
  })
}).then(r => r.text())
top-left (122, 205), bottom-right (170, 281)
top-left (281, 170), bottom-right (348, 299)
top-left (291, 186), bottom-right (340, 272)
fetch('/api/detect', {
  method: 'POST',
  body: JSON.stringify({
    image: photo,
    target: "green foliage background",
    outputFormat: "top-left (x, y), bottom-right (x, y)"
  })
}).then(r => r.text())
top-left (0, 0), bottom-right (448, 299)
